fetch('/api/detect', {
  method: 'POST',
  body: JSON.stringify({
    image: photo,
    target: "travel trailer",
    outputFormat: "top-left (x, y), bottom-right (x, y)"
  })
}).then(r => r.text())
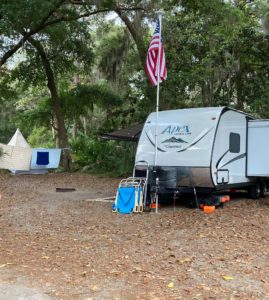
top-left (134, 107), bottom-right (269, 201)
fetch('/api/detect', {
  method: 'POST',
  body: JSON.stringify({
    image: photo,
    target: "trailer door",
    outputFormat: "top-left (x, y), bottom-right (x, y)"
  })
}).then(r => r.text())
top-left (247, 120), bottom-right (269, 177)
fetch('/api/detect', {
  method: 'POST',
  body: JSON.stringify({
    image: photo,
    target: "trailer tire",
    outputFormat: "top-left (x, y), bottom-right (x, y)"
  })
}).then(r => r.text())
top-left (260, 183), bottom-right (267, 198)
top-left (184, 195), bottom-right (198, 209)
top-left (248, 184), bottom-right (261, 199)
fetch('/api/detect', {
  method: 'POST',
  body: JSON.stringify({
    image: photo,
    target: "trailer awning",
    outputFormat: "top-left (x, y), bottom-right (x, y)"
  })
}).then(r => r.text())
top-left (100, 123), bottom-right (143, 142)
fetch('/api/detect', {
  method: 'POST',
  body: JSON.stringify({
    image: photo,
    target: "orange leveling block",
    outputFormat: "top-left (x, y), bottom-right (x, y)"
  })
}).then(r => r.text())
top-left (203, 206), bottom-right (216, 213)
top-left (150, 203), bottom-right (160, 209)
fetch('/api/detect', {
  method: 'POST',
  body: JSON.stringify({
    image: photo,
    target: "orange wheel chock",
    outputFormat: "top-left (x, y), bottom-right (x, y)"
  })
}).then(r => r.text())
top-left (150, 203), bottom-right (160, 209)
top-left (203, 205), bottom-right (215, 213)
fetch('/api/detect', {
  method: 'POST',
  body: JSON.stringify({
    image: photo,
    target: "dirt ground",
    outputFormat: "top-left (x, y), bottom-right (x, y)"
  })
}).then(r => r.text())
top-left (0, 172), bottom-right (269, 300)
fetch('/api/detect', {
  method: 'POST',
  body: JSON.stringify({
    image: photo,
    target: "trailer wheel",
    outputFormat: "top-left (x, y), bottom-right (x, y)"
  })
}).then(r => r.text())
top-left (260, 183), bottom-right (267, 198)
top-left (248, 184), bottom-right (261, 199)
top-left (184, 195), bottom-right (198, 209)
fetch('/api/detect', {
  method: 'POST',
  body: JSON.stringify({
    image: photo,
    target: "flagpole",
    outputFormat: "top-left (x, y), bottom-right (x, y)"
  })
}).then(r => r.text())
top-left (154, 11), bottom-right (164, 214)
top-left (154, 11), bottom-right (163, 167)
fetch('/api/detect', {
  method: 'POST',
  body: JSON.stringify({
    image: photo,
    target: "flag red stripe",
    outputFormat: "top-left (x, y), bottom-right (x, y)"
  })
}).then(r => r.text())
top-left (145, 21), bottom-right (167, 86)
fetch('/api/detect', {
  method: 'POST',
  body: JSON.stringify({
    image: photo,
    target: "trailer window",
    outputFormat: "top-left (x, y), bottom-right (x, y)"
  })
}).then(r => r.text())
top-left (229, 133), bottom-right (240, 153)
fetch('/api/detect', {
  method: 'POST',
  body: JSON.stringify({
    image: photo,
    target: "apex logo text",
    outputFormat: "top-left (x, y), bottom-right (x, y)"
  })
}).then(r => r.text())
top-left (161, 125), bottom-right (191, 135)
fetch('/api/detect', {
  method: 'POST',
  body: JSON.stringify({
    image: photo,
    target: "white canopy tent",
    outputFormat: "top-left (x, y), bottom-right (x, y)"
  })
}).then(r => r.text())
top-left (7, 129), bottom-right (48, 174)
top-left (8, 128), bottom-right (31, 148)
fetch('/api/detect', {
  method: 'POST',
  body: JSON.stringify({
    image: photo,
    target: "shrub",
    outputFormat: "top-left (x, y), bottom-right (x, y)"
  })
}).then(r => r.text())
top-left (71, 136), bottom-right (135, 177)
top-left (27, 127), bottom-right (55, 148)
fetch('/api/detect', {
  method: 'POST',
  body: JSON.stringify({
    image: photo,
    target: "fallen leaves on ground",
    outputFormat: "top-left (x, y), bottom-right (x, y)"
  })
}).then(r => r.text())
top-left (0, 173), bottom-right (268, 299)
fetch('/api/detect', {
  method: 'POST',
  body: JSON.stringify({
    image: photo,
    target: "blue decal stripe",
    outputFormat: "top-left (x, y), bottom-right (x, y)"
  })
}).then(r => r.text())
top-left (145, 132), bottom-right (166, 152)
top-left (219, 153), bottom-right (246, 169)
top-left (216, 149), bottom-right (229, 169)
top-left (177, 127), bottom-right (213, 153)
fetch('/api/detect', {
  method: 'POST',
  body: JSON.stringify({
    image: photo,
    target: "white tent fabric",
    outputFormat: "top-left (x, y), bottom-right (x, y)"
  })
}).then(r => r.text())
top-left (0, 143), bottom-right (32, 171)
top-left (8, 128), bottom-right (31, 148)
top-left (6, 129), bottom-right (47, 174)
top-left (5, 129), bottom-right (62, 174)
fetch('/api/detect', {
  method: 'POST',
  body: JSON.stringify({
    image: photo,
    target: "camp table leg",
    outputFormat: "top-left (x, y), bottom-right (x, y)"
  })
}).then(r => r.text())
top-left (133, 186), bottom-right (139, 213)
top-left (139, 189), bottom-right (143, 212)
top-left (114, 189), bottom-right (119, 212)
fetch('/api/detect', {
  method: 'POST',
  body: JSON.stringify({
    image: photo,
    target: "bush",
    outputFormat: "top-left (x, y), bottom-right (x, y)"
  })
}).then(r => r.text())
top-left (27, 127), bottom-right (55, 148)
top-left (71, 136), bottom-right (135, 177)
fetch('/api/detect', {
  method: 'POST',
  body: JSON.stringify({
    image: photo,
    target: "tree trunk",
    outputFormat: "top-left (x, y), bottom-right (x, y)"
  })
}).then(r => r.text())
top-left (72, 116), bottom-right (78, 140)
top-left (115, 9), bottom-right (147, 70)
top-left (115, 9), bottom-right (156, 107)
top-left (234, 50), bottom-right (244, 111)
top-left (235, 71), bottom-right (244, 110)
top-left (28, 37), bottom-right (71, 171)
top-left (201, 80), bottom-right (214, 107)
top-left (83, 117), bottom-right (87, 137)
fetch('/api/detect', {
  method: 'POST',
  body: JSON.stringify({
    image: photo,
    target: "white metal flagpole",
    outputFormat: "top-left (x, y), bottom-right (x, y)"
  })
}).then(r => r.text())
top-left (154, 11), bottom-right (164, 214)
top-left (154, 11), bottom-right (163, 167)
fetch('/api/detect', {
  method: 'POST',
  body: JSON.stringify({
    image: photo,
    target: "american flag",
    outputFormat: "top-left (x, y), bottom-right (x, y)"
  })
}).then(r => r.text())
top-left (146, 19), bottom-right (167, 86)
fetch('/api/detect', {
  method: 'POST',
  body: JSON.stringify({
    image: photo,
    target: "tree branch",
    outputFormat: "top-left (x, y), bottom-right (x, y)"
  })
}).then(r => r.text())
top-left (115, 8), bottom-right (147, 69)
top-left (0, 4), bottom-right (143, 68)
top-left (0, 0), bottom-right (66, 68)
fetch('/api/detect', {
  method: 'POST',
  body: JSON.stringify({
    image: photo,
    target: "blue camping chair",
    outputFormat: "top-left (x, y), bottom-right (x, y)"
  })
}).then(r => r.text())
top-left (114, 178), bottom-right (145, 214)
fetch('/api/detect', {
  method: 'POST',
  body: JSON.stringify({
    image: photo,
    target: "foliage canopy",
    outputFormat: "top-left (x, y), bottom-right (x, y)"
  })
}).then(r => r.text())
top-left (0, 0), bottom-right (268, 174)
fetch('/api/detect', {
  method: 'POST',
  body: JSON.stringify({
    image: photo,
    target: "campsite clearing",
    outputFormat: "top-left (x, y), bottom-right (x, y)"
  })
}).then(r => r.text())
top-left (0, 173), bottom-right (269, 299)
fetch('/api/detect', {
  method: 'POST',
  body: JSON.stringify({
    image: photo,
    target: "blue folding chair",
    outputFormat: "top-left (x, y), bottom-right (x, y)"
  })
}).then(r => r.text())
top-left (116, 187), bottom-right (136, 214)
top-left (114, 178), bottom-right (145, 214)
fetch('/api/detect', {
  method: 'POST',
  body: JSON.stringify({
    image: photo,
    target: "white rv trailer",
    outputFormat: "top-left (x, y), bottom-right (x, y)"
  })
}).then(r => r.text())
top-left (134, 107), bottom-right (269, 199)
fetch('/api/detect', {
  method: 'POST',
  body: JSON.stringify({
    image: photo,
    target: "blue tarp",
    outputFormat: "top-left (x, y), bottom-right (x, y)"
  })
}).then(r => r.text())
top-left (36, 151), bottom-right (49, 165)
top-left (31, 148), bottom-right (61, 169)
